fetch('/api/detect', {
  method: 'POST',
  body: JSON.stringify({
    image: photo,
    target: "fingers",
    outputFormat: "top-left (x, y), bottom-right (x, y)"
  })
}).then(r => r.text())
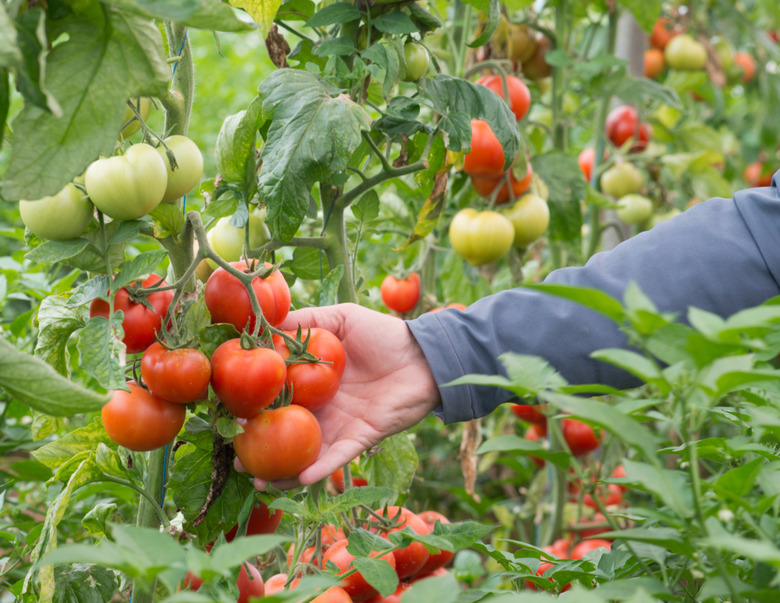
top-left (279, 304), bottom-right (352, 335)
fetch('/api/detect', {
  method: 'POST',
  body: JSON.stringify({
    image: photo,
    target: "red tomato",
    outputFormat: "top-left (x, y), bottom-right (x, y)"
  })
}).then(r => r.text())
top-left (101, 381), bottom-right (185, 451)
top-left (561, 418), bottom-right (602, 456)
top-left (89, 276), bottom-right (174, 354)
top-left (321, 524), bottom-right (347, 547)
top-left (263, 573), bottom-right (288, 595)
top-left (475, 74), bottom-right (532, 121)
top-left (204, 261), bottom-right (291, 332)
top-left (413, 510), bottom-right (454, 577)
top-left (368, 506), bottom-right (431, 579)
top-left (287, 543), bottom-right (318, 572)
top-left (577, 147), bottom-right (609, 183)
top-left (233, 405), bottom-right (322, 481)
top-left (743, 161), bottom-right (773, 187)
top-left (545, 538), bottom-right (571, 558)
top-left (463, 119), bottom-right (508, 176)
top-left (574, 513), bottom-right (611, 539)
top-left (380, 273), bottom-right (420, 314)
top-left (225, 501), bottom-right (283, 541)
top-left (649, 16), bottom-right (679, 50)
top-left (321, 538), bottom-right (397, 602)
top-left (469, 162), bottom-right (532, 204)
top-left (140, 342), bottom-right (211, 404)
top-left (510, 404), bottom-right (547, 425)
top-left (182, 571), bottom-right (203, 591)
top-left (582, 483), bottom-right (623, 509)
top-left (733, 51), bottom-right (756, 84)
top-left (611, 464), bottom-right (628, 491)
top-left (312, 586), bottom-right (353, 603)
top-left (210, 338), bottom-right (287, 418)
top-left (237, 563), bottom-right (265, 603)
top-left (330, 466), bottom-right (368, 492)
top-left (605, 105), bottom-right (652, 152)
top-left (570, 539), bottom-right (612, 559)
top-left (273, 328), bottom-right (346, 412)
top-left (524, 422), bottom-right (547, 468)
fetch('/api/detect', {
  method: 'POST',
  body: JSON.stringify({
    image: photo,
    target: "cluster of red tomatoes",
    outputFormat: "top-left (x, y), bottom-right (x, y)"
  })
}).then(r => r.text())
top-left (265, 506), bottom-right (454, 603)
top-left (96, 261), bottom-right (347, 483)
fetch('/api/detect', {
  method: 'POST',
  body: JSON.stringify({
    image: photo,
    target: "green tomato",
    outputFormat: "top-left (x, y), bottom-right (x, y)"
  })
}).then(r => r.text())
top-left (503, 193), bottom-right (550, 248)
top-left (448, 208), bottom-right (514, 266)
top-left (120, 97), bottom-right (152, 139)
top-left (85, 143), bottom-right (168, 221)
top-left (20, 183), bottom-right (94, 240)
top-left (402, 42), bottom-right (430, 82)
top-left (157, 135), bottom-right (204, 203)
top-left (616, 194), bottom-right (654, 225)
top-left (206, 213), bottom-right (272, 267)
top-left (600, 162), bottom-right (644, 198)
top-left (664, 34), bottom-right (707, 71)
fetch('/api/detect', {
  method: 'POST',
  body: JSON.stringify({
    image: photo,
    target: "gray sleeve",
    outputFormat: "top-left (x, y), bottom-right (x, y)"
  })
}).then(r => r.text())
top-left (407, 174), bottom-right (780, 424)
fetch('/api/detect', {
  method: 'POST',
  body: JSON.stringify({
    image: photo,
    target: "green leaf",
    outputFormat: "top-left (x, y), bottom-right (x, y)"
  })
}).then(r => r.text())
top-left (475, 434), bottom-right (570, 468)
top-left (373, 11), bottom-right (418, 35)
top-left (52, 561), bottom-right (120, 603)
top-left (500, 353), bottom-right (568, 396)
top-left (432, 520), bottom-right (493, 551)
top-left (82, 503), bottom-right (121, 540)
top-left (698, 355), bottom-right (780, 398)
top-left (209, 535), bottom-right (291, 571)
top-left (0, 3), bottom-right (22, 68)
top-left (607, 76), bottom-right (681, 109)
top-left (150, 204), bottom-right (186, 239)
top-left (287, 247), bottom-right (325, 281)
top-left (15, 9), bottom-right (61, 115)
top-left (314, 36), bottom-right (356, 58)
top-left (113, 250), bottom-right (169, 292)
top-left (32, 418), bottom-right (113, 469)
top-left (117, 0), bottom-right (255, 33)
top-left (0, 338), bottom-right (108, 417)
top-left (524, 283), bottom-right (625, 323)
top-left (2, 11), bottom-right (170, 200)
top-left (319, 264), bottom-right (344, 307)
top-left (364, 432), bottom-right (418, 494)
top-left (590, 349), bottom-right (668, 393)
top-left (25, 239), bottom-right (91, 265)
top-left (616, 0), bottom-right (662, 32)
top-left (67, 276), bottom-right (111, 308)
top-left (715, 457), bottom-right (764, 498)
top-left (95, 442), bottom-right (135, 482)
top-left (346, 528), bottom-right (395, 557)
top-left (699, 533), bottom-right (780, 565)
top-left (352, 190), bottom-right (380, 222)
top-left (216, 97), bottom-right (263, 187)
top-left (76, 315), bottom-right (127, 391)
top-left (621, 459), bottom-right (693, 517)
top-left (594, 527), bottom-right (692, 555)
top-left (467, 0), bottom-right (499, 48)
top-left (401, 572), bottom-right (460, 603)
top-left (325, 486), bottom-right (396, 514)
top-left (352, 557), bottom-right (398, 597)
top-left (304, 2), bottom-right (361, 28)
top-left (532, 152), bottom-right (585, 244)
top-left (419, 75), bottom-right (520, 170)
top-left (258, 69), bottom-right (372, 240)
top-left (34, 294), bottom-right (87, 376)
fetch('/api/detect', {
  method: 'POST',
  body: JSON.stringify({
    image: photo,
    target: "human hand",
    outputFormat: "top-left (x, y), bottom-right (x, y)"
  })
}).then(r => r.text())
top-left (234, 303), bottom-right (441, 490)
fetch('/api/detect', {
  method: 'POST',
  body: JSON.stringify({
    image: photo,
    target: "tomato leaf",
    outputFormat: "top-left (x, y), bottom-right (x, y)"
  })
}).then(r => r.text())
top-left (0, 4), bottom-right (21, 69)
top-left (52, 564), bottom-right (119, 603)
top-left (34, 294), bottom-right (88, 377)
top-left (400, 573), bottom-right (460, 603)
top-left (14, 9), bottom-right (61, 115)
top-left (373, 11), bottom-right (417, 35)
top-left (0, 337), bottom-right (108, 417)
top-left (531, 152), bottom-right (585, 245)
top-left (346, 528), bottom-right (394, 557)
top-left (112, 250), bottom-right (169, 292)
top-left (77, 315), bottom-right (128, 392)
top-left (476, 434), bottom-right (570, 468)
top-left (208, 535), bottom-right (292, 571)
top-left (325, 486), bottom-right (396, 514)
top-left (118, 0), bottom-right (255, 33)
top-left (352, 557), bottom-right (398, 597)
top-left (318, 264), bottom-right (344, 307)
top-left (2, 11), bottom-right (170, 200)
top-left (31, 418), bottom-right (112, 469)
top-left (363, 432), bottom-right (418, 494)
top-left (216, 97), bottom-right (263, 190)
top-left (304, 2), bottom-right (361, 28)
top-left (258, 69), bottom-right (372, 240)
top-left (467, 0), bottom-right (499, 48)
top-left (616, 0), bottom-right (663, 33)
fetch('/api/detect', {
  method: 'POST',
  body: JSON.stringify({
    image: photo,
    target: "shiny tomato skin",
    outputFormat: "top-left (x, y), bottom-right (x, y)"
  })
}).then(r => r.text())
top-left (273, 328), bottom-right (346, 412)
top-left (140, 342), bottom-right (211, 404)
top-left (330, 466), bottom-right (368, 492)
top-left (89, 276), bottom-right (174, 354)
top-left (470, 165), bottom-right (532, 204)
top-left (263, 573), bottom-right (288, 595)
top-left (510, 404), bottom-right (547, 425)
top-left (605, 105), bottom-right (651, 152)
top-left (102, 382), bottom-right (186, 451)
top-left (369, 506), bottom-right (431, 579)
top-left (204, 261), bottom-right (291, 332)
top-left (380, 273), bottom-right (420, 314)
top-left (237, 563), bottom-right (265, 603)
top-left (577, 147), bottom-right (607, 183)
top-left (413, 510), bottom-right (454, 577)
top-left (561, 418), bottom-right (602, 456)
top-left (225, 501), bottom-right (283, 541)
top-left (611, 464), bottom-right (628, 491)
top-left (649, 16), bottom-right (678, 50)
top-left (312, 586), bottom-right (353, 603)
top-left (322, 538), bottom-right (397, 602)
top-left (233, 405), bottom-right (322, 481)
top-left (475, 74), bottom-right (532, 121)
top-left (210, 339), bottom-right (287, 418)
top-left (449, 208), bottom-right (514, 266)
top-left (19, 183), bottom-right (94, 241)
top-left (463, 119), bottom-right (507, 176)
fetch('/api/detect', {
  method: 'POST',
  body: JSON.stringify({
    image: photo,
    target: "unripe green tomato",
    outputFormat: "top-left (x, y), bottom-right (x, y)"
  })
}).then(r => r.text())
top-left (157, 135), bottom-right (204, 203)
top-left (206, 213), bottom-right (271, 268)
top-left (712, 38), bottom-right (733, 71)
top-left (664, 34), bottom-right (707, 71)
top-left (600, 163), bottom-right (644, 198)
top-left (449, 208), bottom-right (514, 266)
top-left (503, 193), bottom-right (550, 248)
top-left (85, 143), bottom-right (168, 221)
top-left (120, 97), bottom-right (152, 139)
top-left (403, 42), bottom-right (429, 82)
top-left (20, 183), bottom-right (94, 240)
top-left (616, 194), bottom-right (654, 225)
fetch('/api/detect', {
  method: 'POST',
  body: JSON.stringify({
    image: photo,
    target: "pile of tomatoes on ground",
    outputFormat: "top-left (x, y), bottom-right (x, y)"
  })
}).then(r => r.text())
top-left (97, 257), bottom-right (346, 483)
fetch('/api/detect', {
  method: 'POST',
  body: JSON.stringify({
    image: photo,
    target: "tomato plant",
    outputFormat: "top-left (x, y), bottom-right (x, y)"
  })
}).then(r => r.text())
top-left (561, 418), bottom-right (602, 456)
top-left (85, 143), bottom-right (168, 220)
top-left (462, 119), bottom-right (510, 177)
top-left (233, 405), bottom-right (322, 481)
top-left (368, 506), bottom-right (431, 579)
top-left (19, 183), bottom-right (94, 241)
top-left (140, 342), bottom-right (211, 404)
top-left (402, 42), bottom-right (429, 81)
top-left (273, 328), bottom-right (346, 412)
top-left (321, 538), bottom-right (397, 602)
top-left (120, 96), bottom-right (152, 139)
top-left (449, 208), bottom-right (514, 266)
top-left (380, 273), bottom-right (420, 314)
top-left (89, 276), bottom-right (174, 354)
top-left (605, 105), bottom-right (652, 152)
top-left (210, 338), bottom-right (287, 418)
top-left (101, 382), bottom-right (186, 451)
top-left (414, 510), bottom-right (454, 576)
top-left (204, 261), bottom-right (291, 332)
